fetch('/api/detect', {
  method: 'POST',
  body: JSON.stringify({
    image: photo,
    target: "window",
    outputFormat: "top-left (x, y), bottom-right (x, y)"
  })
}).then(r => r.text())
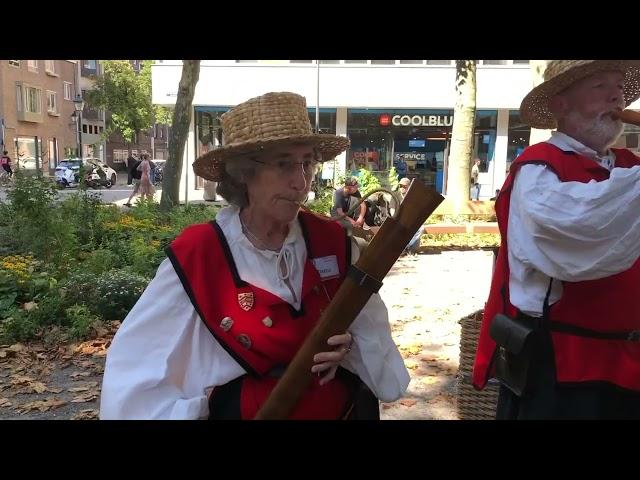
top-left (27, 60), bottom-right (38, 72)
top-left (482, 60), bottom-right (509, 65)
top-left (45, 60), bottom-right (56, 75)
top-left (370, 60), bottom-right (396, 65)
top-left (290, 60), bottom-right (313, 63)
top-left (46, 91), bottom-right (58, 114)
top-left (83, 60), bottom-right (97, 69)
top-left (9, 60), bottom-right (20, 67)
top-left (16, 84), bottom-right (23, 111)
top-left (112, 149), bottom-right (129, 163)
top-left (99, 126), bottom-right (104, 134)
top-left (426, 60), bottom-right (453, 65)
top-left (159, 126), bottom-right (163, 139)
top-left (319, 60), bottom-right (340, 64)
top-left (344, 60), bottom-right (367, 64)
top-left (24, 86), bottom-right (42, 114)
top-left (399, 60), bottom-right (424, 64)
top-left (63, 82), bottom-right (73, 100)
top-left (235, 60), bottom-right (257, 63)
top-left (513, 60), bottom-right (530, 64)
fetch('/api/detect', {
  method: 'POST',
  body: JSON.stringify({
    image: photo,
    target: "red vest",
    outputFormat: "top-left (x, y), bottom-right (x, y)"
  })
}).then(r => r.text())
top-left (473, 142), bottom-right (640, 392)
top-left (167, 210), bottom-right (355, 419)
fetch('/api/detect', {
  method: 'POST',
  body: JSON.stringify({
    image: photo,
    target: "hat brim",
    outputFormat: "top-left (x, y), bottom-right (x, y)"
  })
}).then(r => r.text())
top-left (520, 60), bottom-right (640, 129)
top-left (193, 134), bottom-right (350, 182)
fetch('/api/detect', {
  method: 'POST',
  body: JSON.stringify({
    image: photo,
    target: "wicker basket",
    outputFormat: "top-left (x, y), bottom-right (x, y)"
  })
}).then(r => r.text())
top-left (456, 310), bottom-right (500, 420)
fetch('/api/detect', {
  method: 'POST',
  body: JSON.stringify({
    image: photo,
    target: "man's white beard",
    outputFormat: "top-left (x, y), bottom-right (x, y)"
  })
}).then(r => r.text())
top-left (565, 110), bottom-right (624, 150)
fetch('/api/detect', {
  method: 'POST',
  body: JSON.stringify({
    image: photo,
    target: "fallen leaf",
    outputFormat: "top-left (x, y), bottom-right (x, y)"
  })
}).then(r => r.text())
top-left (399, 399), bottom-right (417, 407)
top-left (424, 376), bottom-right (439, 385)
top-left (68, 386), bottom-right (89, 393)
top-left (16, 398), bottom-right (67, 413)
top-left (381, 404), bottom-right (393, 410)
top-left (8, 344), bottom-right (26, 353)
top-left (47, 387), bottom-right (64, 394)
top-left (71, 392), bottom-right (99, 403)
top-left (10, 375), bottom-right (35, 386)
top-left (400, 344), bottom-right (423, 355)
top-left (69, 371), bottom-right (90, 379)
top-left (22, 302), bottom-right (38, 312)
top-left (32, 382), bottom-right (47, 394)
top-left (71, 409), bottom-right (99, 420)
top-left (404, 361), bottom-right (419, 370)
top-left (0, 398), bottom-right (12, 408)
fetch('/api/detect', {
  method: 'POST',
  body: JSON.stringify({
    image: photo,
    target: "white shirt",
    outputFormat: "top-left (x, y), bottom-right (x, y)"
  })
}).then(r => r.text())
top-left (100, 206), bottom-right (410, 419)
top-left (508, 131), bottom-right (640, 316)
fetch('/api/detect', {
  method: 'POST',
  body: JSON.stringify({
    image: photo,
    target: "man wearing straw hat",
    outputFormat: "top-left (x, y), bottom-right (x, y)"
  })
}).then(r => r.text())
top-left (100, 92), bottom-right (409, 419)
top-left (473, 60), bottom-right (640, 419)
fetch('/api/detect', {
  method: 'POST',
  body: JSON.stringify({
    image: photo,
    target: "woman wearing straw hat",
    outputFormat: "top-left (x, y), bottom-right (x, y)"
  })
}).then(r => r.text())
top-left (100, 92), bottom-right (409, 419)
top-left (473, 60), bottom-right (640, 419)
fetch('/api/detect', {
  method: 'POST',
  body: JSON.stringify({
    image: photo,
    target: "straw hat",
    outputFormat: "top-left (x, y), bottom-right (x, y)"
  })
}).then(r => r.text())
top-left (520, 60), bottom-right (640, 129)
top-left (193, 92), bottom-right (350, 181)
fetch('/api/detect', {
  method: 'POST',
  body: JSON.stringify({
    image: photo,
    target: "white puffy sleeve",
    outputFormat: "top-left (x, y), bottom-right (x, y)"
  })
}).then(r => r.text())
top-left (339, 239), bottom-right (411, 402)
top-left (99, 258), bottom-right (246, 420)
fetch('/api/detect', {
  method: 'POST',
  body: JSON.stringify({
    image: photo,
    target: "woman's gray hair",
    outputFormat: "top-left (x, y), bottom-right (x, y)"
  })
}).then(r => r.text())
top-left (215, 155), bottom-right (258, 208)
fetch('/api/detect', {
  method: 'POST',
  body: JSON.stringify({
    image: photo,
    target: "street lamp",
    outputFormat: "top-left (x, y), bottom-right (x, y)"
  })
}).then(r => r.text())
top-left (73, 94), bottom-right (84, 161)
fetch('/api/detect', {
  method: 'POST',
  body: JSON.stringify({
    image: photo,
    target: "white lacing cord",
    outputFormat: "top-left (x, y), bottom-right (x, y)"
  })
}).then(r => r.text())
top-left (276, 245), bottom-right (294, 282)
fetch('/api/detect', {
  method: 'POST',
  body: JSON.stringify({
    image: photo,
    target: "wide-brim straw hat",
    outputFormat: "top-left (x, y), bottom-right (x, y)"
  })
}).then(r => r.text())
top-left (193, 92), bottom-right (350, 181)
top-left (520, 60), bottom-right (640, 129)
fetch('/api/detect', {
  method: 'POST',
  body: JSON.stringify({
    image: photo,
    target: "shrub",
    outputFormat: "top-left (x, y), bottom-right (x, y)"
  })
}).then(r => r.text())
top-left (82, 248), bottom-right (121, 275)
top-left (93, 269), bottom-right (149, 320)
top-left (62, 271), bottom-right (100, 307)
top-left (66, 304), bottom-right (100, 339)
top-left (6, 172), bottom-right (77, 263)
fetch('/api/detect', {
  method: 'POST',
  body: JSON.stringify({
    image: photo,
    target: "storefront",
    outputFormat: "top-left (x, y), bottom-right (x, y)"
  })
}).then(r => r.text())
top-left (346, 109), bottom-right (498, 193)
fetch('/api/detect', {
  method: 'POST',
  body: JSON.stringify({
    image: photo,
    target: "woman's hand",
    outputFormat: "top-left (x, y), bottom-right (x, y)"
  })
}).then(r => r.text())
top-left (311, 332), bottom-right (353, 386)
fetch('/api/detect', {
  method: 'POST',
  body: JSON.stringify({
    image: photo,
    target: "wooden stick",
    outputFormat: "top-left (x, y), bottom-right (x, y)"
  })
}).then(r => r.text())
top-left (613, 109), bottom-right (640, 127)
top-left (254, 180), bottom-right (444, 420)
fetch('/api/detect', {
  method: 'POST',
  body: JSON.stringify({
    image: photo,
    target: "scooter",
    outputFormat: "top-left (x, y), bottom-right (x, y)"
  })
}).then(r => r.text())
top-left (85, 167), bottom-right (113, 189)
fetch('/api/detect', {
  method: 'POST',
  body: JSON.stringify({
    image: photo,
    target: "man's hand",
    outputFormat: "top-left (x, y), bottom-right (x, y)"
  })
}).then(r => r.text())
top-left (310, 332), bottom-right (353, 386)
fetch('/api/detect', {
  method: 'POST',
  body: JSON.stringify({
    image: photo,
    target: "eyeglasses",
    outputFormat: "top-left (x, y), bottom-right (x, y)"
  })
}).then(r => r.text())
top-left (251, 158), bottom-right (320, 177)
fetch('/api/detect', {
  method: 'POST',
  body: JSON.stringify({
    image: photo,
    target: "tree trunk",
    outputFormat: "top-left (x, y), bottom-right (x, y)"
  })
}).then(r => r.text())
top-left (447, 60), bottom-right (477, 212)
top-left (528, 60), bottom-right (552, 145)
top-left (160, 60), bottom-right (201, 212)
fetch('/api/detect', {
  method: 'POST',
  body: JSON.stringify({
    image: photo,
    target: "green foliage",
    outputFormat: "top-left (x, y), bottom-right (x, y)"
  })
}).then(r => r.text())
top-left (1, 309), bottom-right (38, 343)
top-left (6, 172), bottom-right (76, 264)
top-left (59, 190), bottom-right (104, 248)
top-left (93, 269), bottom-right (149, 320)
top-left (84, 60), bottom-right (171, 144)
top-left (82, 248), bottom-right (122, 275)
top-left (422, 233), bottom-right (500, 248)
top-left (356, 168), bottom-right (382, 197)
top-left (305, 187), bottom-right (334, 217)
top-left (0, 192), bottom-right (223, 341)
top-left (388, 166), bottom-right (399, 191)
top-left (66, 304), bottom-right (99, 339)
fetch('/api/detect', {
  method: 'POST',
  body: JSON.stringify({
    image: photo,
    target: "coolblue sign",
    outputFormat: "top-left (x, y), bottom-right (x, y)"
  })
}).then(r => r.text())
top-left (391, 115), bottom-right (453, 127)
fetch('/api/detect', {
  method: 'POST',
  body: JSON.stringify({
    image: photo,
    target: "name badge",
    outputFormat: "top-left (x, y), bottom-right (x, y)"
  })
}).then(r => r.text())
top-left (312, 255), bottom-right (340, 280)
